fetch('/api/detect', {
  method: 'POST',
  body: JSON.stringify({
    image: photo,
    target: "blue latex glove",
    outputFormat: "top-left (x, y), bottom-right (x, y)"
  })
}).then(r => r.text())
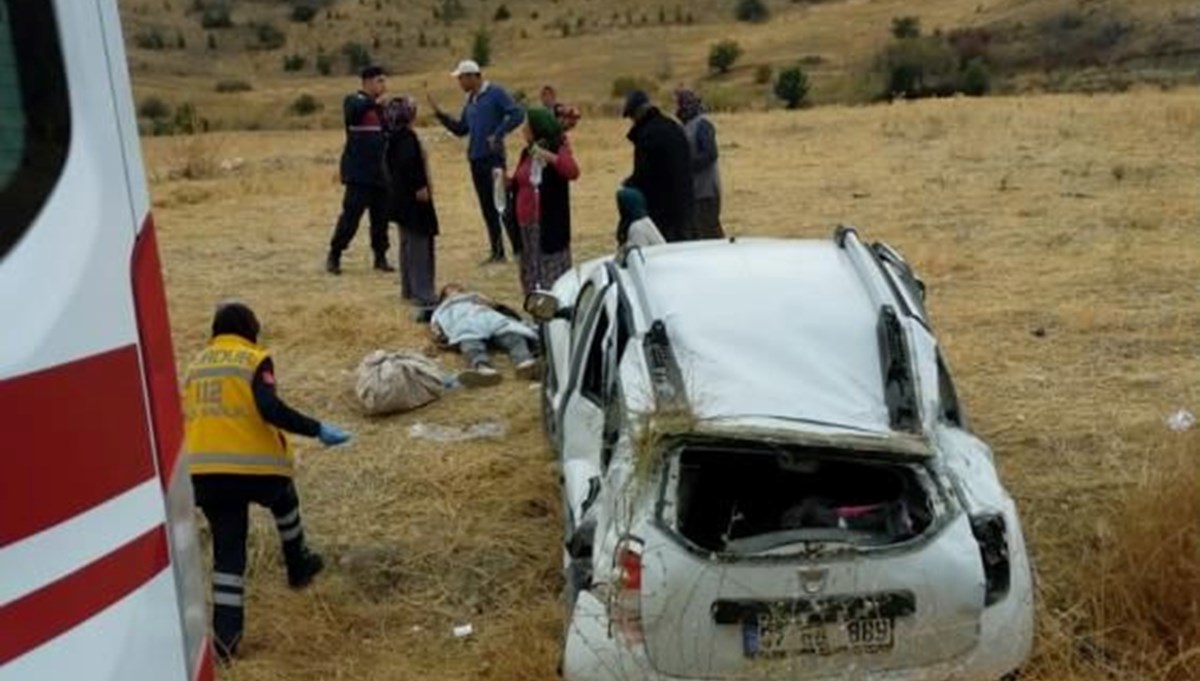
top-left (318, 423), bottom-right (351, 447)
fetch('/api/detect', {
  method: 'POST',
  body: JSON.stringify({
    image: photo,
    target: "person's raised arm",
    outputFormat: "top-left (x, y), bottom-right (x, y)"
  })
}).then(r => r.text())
top-left (433, 98), bottom-right (470, 137)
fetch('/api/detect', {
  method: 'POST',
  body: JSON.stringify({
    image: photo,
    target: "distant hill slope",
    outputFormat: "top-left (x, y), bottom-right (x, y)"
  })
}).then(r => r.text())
top-left (118, 0), bottom-right (1200, 131)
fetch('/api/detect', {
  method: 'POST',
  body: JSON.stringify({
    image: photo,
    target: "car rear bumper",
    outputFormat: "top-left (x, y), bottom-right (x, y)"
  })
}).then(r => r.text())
top-left (563, 584), bottom-right (1032, 681)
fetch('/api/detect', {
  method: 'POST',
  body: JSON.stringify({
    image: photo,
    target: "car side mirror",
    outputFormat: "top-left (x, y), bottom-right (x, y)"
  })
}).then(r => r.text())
top-left (525, 291), bottom-right (569, 322)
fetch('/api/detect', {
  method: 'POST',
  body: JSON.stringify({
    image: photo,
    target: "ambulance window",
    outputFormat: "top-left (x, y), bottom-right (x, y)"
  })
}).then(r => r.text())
top-left (0, 1), bottom-right (71, 258)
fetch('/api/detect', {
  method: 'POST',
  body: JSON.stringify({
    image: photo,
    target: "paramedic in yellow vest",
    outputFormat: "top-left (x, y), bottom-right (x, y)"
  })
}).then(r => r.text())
top-left (183, 302), bottom-right (351, 662)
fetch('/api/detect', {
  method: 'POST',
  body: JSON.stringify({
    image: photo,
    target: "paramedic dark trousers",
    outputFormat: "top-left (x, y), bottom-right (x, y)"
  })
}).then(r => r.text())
top-left (192, 474), bottom-right (311, 654)
top-left (329, 183), bottom-right (390, 258)
top-left (470, 159), bottom-right (521, 259)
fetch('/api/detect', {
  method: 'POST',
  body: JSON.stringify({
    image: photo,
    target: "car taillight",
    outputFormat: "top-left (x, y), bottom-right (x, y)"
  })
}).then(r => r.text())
top-left (611, 537), bottom-right (645, 645)
top-left (133, 214), bottom-right (212, 680)
top-left (970, 513), bottom-right (1011, 607)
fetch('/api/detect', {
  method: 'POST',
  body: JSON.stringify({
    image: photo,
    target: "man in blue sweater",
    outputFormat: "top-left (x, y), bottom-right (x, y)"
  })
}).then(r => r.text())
top-left (430, 60), bottom-right (525, 265)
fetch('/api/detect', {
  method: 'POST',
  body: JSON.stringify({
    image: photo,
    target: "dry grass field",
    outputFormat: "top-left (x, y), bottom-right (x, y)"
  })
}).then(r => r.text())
top-left (143, 88), bottom-right (1200, 680)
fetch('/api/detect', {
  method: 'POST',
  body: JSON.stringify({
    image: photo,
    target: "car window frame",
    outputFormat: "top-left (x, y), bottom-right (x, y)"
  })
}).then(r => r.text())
top-left (0, 0), bottom-right (72, 259)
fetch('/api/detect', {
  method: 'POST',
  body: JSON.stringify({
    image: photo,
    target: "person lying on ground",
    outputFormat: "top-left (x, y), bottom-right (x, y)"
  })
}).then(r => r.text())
top-left (430, 283), bottom-right (538, 387)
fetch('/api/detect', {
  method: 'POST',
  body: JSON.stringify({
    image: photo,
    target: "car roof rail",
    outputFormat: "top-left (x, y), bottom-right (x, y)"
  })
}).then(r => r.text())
top-left (643, 319), bottom-right (689, 412)
top-left (877, 304), bottom-right (921, 433)
top-left (620, 245), bottom-right (658, 330)
top-left (834, 224), bottom-right (929, 328)
top-left (835, 224), bottom-right (894, 309)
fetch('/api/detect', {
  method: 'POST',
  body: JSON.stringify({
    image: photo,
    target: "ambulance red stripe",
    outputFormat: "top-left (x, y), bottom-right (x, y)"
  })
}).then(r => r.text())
top-left (0, 345), bottom-right (158, 548)
top-left (0, 525), bottom-right (169, 664)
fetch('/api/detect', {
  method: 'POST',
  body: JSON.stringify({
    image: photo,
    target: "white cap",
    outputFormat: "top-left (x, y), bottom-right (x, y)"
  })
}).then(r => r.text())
top-left (450, 59), bottom-right (482, 77)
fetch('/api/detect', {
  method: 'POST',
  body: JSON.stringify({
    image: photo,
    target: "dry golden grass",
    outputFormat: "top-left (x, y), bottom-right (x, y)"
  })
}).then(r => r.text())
top-left (143, 88), bottom-right (1200, 680)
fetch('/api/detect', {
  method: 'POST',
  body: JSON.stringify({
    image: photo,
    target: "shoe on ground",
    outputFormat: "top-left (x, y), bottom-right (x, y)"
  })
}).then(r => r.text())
top-left (287, 550), bottom-right (325, 589)
top-left (325, 253), bottom-right (342, 275)
top-left (479, 254), bottom-right (506, 266)
top-left (458, 365), bottom-right (503, 388)
top-left (374, 258), bottom-right (396, 273)
top-left (515, 359), bottom-right (539, 381)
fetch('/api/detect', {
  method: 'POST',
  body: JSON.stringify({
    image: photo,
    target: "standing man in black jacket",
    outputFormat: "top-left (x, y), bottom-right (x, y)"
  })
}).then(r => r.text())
top-left (326, 66), bottom-right (393, 275)
top-left (621, 90), bottom-right (696, 243)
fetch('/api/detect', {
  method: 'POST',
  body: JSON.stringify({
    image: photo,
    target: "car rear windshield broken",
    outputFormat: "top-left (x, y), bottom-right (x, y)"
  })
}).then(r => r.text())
top-left (663, 444), bottom-right (938, 555)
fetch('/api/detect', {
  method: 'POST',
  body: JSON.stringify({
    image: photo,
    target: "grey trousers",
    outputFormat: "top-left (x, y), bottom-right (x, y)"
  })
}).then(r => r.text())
top-left (461, 333), bottom-right (533, 368)
top-left (694, 196), bottom-right (725, 240)
top-left (400, 229), bottom-right (437, 306)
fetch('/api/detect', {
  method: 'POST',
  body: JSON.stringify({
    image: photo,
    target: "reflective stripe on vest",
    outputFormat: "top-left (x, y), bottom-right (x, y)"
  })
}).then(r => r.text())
top-left (183, 335), bottom-right (293, 477)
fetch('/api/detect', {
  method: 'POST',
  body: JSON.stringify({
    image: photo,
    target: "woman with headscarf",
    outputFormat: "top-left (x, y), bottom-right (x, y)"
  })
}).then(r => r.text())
top-left (383, 96), bottom-right (440, 314)
top-left (511, 106), bottom-right (581, 295)
top-left (675, 88), bottom-right (725, 239)
top-left (540, 84), bottom-right (582, 132)
top-left (615, 186), bottom-right (666, 247)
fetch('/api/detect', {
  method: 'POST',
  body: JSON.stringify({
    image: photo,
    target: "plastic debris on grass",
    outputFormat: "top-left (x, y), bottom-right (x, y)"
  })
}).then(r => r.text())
top-left (408, 420), bottom-right (508, 442)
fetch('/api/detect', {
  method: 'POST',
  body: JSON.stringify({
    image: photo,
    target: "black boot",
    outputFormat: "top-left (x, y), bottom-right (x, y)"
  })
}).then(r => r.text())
top-left (212, 605), bottom-right (244, 663)
top-left (286, 548), bottom-right (325, 589)
top-left (325, 252), bottom-right (342, 275)
top-left (373, 253), bottom-right (396, 272)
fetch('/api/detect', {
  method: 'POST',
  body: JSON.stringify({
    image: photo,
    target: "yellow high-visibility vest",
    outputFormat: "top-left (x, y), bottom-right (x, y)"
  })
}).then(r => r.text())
top-left (183, 334), bottom-right (293, 477)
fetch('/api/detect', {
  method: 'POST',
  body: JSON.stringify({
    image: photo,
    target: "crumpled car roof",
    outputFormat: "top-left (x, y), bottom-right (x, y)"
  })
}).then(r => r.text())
top-left (638, 238), bottom-right (892, 434)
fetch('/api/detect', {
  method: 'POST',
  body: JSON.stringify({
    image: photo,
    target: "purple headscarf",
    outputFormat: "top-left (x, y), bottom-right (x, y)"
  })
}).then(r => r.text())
top-left (383, 96), bottom-right (417, 129)
top-left (674, 88), bottom-right (703, 122)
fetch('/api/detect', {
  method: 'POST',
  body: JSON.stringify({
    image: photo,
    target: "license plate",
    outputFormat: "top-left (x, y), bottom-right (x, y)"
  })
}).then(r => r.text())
top-left (745, 617), bottom-right (895, 657)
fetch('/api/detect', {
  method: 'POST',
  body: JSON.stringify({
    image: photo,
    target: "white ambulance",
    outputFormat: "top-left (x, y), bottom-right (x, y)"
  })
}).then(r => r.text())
top-left (0, 1), bottom-right (212, 679)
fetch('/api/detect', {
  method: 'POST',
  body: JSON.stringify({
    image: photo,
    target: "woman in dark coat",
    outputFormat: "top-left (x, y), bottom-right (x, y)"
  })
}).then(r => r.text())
top-left (384, 96), bottom-right (439, 310)
top-left (510, 107), bottom-right (580, 296)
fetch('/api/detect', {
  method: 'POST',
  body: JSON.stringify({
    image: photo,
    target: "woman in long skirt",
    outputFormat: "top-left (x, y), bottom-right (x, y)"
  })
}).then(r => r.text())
top-left (510, 107), bottom-right (580, 296)
top-left (383, 96), bottom-right (439, 313)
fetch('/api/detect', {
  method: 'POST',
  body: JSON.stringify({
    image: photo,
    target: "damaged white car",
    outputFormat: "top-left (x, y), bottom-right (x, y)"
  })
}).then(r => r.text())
top-left (526, 227), bottom-right (1034, 681)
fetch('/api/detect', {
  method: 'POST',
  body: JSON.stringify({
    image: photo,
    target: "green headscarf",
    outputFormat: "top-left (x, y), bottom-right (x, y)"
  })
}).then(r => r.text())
top-left (526, 106), bottom-right (563, 150)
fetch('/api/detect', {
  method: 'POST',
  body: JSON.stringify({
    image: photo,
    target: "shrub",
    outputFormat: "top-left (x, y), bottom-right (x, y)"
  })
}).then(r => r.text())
top-left (138, 96), bottom-right (172, 120)
top-left (200, 6), bottom-right (233, 29)
top-left (891, 15), bottom-right (921, 39)
top-left (340, 41), bottom-right (372, 73)
top-left (877, 36), bottom-right (958, 97)
top-left (214, 79), bottom-right (252, 93)
top-left (707, 40), bottom-right (744, 74)
top-left (440, 0), bottom-right (466, 24)
top-left (735, 0), bottom-right (769, 24)
top-left (947, 27), bottom-right (992, 67)
top-left (471, 29), bottom-right (491, 67)
top-left (316, 53), bottom-right (334, 75)
top-left (173, 102), bottom-right (205, 135)
top-left (960, 58), bottom-right (990, 96)
top-left (251, 22), bottom-right (287, 50)
top-left (283, 53), bottom-right (307, 71)
top-left (754, 64), bottom-right (773, 85)
top-left (289, 93), bottom-right (322, 116)
top-left (493, 4), bottom-right (510, 21)
top-left (135, 28), bottom-right (168, 50)
top-left (774, 65), bottom-right (810, 109)
top-left (291, 6), bottom-right (316, 22)
top-left (611, 75), bottom-right (656, 98)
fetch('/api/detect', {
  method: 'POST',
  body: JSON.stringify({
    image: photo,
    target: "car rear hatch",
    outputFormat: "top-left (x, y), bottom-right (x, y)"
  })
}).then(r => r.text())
top-left (636, 438), bottom-right (984, 679)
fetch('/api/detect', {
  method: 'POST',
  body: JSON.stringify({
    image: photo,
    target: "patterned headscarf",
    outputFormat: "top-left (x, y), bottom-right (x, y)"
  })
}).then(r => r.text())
top-left (674, 88), bottom-right (703, 122)
top-left (383, 96), bottom-right (417, 129)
